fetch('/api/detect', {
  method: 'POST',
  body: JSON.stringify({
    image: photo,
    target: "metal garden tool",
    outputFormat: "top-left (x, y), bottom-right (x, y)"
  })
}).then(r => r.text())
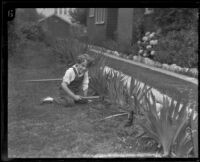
top-left (75, 96), bottom-right (100, 104)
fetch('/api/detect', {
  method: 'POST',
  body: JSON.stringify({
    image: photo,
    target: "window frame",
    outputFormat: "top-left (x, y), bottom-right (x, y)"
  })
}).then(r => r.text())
top-left (89, 8), bottom-right (95, 17)
top-left (95, 8), bottom-right (105, 24)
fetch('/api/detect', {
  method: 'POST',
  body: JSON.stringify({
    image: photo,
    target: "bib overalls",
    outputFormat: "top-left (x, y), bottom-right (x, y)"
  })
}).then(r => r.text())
top-left (54, 67), bottom-right (85, 107)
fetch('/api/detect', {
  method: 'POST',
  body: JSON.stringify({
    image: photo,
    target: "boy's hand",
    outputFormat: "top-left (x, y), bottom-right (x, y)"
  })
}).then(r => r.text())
top-left (74, 95), bottom-right (82, 101)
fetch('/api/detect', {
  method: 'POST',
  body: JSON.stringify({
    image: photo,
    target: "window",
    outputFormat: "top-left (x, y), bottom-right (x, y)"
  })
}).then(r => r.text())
top-left (64, 8), bottom-right (67, 15)
top-left (89, 8), bottom-right (95, 17)
top-left (144, 8), bottom-right (154, 15)
top-left (95, 8), bottom-right (105, 24)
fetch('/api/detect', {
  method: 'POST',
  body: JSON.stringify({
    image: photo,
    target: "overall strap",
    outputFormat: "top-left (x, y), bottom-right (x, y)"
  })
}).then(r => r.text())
top-left (72, 66), bottom-right (79, 78)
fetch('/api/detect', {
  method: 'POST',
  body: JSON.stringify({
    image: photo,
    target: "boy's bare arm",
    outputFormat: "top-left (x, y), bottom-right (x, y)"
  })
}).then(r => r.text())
top-left (83, 89), bottom-right (88, 97)
top-left (61, 82), bottom-right (81, 100)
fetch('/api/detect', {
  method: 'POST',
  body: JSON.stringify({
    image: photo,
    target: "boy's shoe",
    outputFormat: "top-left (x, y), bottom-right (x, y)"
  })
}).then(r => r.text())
top-left (124, 119), bottom-right (133, 127)
top-left (40, 97), bottom-right (54, 104)
top-left (124, 111), bottom-right (134, 127)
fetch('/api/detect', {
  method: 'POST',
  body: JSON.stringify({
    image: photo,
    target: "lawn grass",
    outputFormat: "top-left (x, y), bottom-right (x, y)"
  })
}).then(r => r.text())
top-left (8, 40), bottom-right (157, 158)
top-left (8, 38), bottom-right (198, 158)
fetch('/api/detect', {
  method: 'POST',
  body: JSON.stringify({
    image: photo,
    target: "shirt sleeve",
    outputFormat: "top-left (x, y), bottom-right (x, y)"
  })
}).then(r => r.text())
top-left (63, 68), bottom-right (75, 84)
top-left (82, 71), bottom-right (89, 91)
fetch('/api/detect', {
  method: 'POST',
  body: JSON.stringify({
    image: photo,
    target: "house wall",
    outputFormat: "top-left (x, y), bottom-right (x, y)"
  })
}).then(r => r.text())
top-left (117, 8), bottom-right (134, 44)
top-left (87, 9), bottom-right (108, 43)
top-left (106, 8), bottom-right (118, 40)
top-left (87, 8), bottom-right (156, 46)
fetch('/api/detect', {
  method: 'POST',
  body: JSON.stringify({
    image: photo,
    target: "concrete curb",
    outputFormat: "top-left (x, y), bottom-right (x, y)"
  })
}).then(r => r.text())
top-left (89, 48), bottom-right (198, 85)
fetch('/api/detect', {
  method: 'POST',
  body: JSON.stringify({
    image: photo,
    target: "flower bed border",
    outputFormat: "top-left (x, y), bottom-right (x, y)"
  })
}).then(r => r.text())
top-left (88, 44), bottom-right (198, 79)
top-left (88, 45), bottom-right (198, 85)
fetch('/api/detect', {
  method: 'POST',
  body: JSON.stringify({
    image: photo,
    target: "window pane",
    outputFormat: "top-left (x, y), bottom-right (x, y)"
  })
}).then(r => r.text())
top-left (89, 8), bottom-right (94, 17)
top-left (97, 9), bottom-right (99, 22)
top-left (99, 8), bottom-right (102, 22)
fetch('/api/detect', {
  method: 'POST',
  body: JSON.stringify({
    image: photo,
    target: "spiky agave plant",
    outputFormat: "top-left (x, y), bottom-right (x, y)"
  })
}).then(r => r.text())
top-left (127, 79), bottom-right (152, 115)
top-left (172, 121), bottom-right (193, 157)
top-left (106, 72), bottom-right (128, 107)
top-left (190, 109), bottom-right (198, 157)
top-left (137, 92), bottom-right (191, 157)
top-left (89, 56), bottom-right (108, 98)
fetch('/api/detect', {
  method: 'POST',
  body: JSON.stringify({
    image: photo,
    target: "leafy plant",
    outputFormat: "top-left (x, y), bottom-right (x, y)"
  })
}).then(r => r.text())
top-left (137, 92), bottom-right (191, 157)
top-left (190, 110), bottom-right (198, 157)
top-left (155, 29), bottom-right (198, 68)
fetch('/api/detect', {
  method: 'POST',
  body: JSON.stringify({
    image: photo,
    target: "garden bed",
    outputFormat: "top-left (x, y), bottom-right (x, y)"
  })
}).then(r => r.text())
top-left (88, 44), bottom-right (198, 79)
top-left (87, 48), bottom-right (198, 109)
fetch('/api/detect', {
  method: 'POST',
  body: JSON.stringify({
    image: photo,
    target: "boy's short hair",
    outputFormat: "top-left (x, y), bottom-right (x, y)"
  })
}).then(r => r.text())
top-left (77, 54), bottom-right (94, 68)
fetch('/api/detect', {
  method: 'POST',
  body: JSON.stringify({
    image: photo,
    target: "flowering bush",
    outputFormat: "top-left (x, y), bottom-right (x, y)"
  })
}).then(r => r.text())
top-left (155, 29), bottom-right (198, 68)
top-left (137, 32), bottom-right (158, 59)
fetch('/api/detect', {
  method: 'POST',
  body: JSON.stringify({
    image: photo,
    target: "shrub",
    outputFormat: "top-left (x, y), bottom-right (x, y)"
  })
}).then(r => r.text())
top-left (52, 38), bottom-right (88, 65)
top-left (154, 29), bottom-right (198, 68)
top-left (137, 31), bottom-right (158, 59)
top-left (20, 22), bottom-right (45, 42)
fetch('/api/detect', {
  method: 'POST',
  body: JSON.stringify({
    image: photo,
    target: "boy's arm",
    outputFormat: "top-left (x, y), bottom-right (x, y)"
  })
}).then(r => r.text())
top-left (61, 82), bottom-right (81, 100)
top-left (82, 71), bottom-right (89, 97)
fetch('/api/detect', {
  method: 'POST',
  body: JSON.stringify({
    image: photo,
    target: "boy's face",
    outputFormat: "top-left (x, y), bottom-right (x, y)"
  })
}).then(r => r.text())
top-left (77, 60), bottom-right (88, 74)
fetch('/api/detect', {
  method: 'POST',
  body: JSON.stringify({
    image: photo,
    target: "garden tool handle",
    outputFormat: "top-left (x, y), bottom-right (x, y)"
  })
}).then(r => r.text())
top-left (81, 96), bottom-right (100, 100)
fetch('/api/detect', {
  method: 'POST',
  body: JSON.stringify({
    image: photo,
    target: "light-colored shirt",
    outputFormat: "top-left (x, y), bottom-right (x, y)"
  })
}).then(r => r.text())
top-left (63, 65), bottom-right (89, 91)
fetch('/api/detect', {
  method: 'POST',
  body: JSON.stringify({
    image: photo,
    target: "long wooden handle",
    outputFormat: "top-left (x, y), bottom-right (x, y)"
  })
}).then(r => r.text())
top-left (21, 78), bottom-right (62, 82)
top-left (81, 96), bottom-right (100, 100)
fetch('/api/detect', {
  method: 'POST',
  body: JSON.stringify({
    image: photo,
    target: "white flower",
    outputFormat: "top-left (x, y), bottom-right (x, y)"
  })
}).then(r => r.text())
top-left (114, 51), bottom-right (119, 56)
top-left (145, 32), bottom-right (151, 36)
top-left (143, 53), bottom-right (147, 57)
top-left (149, 32), bottom-right (155, 38)
top-left (150, 40), bottom-right (154, 45)
top-left (146, 45), bottom-right (152, 49)
top-left (142, 36), bottom-right (148, 42)
top-left (150, 40), bottom-right (158, 45)
top-left (154, 40), bottom-right (158, 45)
top-left (150, 50), bottom-right (155, 55)
top-left (137, 40), bottom-right (141, 44)
top-left (139, 49), bottom-right (143, 54)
